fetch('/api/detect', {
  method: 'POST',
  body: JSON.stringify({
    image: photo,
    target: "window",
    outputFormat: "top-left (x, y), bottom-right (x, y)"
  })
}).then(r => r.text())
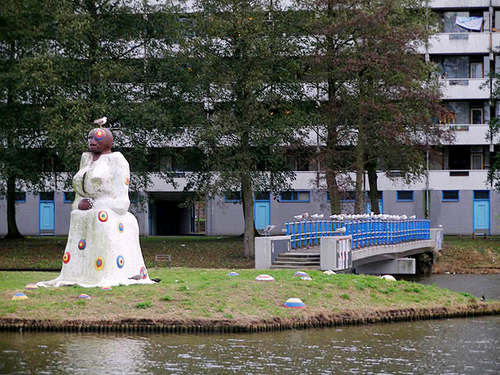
top-left (470, 62), bottom-right (483, 79)
top-left (40, 192), bottom-right (54, 201)
top-left (442, 190), bottom-right (459, 201)
top-left (64, 192), bottom-right (75, 203)
top-left (471, 153), bottom-right (483, 169)
top-left (255, 191), bottom-right (270, 201)
top-left (15, 192), bottom-right (26, 203)
top-left (470, 108), bottom-right (483, 124)
top-left (397, 191), bottom-right (414, 202)
top-left (224, 191), bottom-right (241, 202)
top-left (280, 191), bottom-right (310, 202)
top-left (474, 190), bottom-right (489, 200)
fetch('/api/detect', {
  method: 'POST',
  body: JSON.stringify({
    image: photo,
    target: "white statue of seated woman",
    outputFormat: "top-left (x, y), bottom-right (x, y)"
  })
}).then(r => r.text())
top-left (38, 125), bottom-right (154, 288)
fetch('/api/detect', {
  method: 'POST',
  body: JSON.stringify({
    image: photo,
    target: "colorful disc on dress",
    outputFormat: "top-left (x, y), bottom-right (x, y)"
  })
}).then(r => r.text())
top-left (95, 257), bottom-right (104, 271)
top-left (98, 211), bottom-right (108, 222)
top-left (118, 223), bottom-right (124, 232)
top-left (116, 255), bottom-right (125, 269)
top-left (78, 239), bottom-right (86, 250)
top-left (125, 176), bottom-right (130, 186)
top-left (139, 266), bottom-right (148, 279)
top-left (63, 252), bottom-right (71, 264)
top-left (94, 128), bottom-right (105, 141)
top-left (284, 298), bottom-right (305, 309)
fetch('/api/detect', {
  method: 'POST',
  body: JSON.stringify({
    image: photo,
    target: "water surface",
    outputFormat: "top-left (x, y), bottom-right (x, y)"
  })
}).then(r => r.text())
top-left (0, 274), bottom-right (498, 374)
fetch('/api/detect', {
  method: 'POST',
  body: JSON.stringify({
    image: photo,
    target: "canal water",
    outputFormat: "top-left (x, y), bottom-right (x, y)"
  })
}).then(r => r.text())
top-left (1, 275), bottom-right (499, 375)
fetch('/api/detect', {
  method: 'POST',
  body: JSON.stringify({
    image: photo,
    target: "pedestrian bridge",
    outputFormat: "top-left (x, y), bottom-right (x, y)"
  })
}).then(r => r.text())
top-left (255, 217), bottom-right (443, 275)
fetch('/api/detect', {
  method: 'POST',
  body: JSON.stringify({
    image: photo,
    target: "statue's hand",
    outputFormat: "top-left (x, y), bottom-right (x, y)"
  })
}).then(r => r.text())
top-left (78, 198), bottom-right (94, 210)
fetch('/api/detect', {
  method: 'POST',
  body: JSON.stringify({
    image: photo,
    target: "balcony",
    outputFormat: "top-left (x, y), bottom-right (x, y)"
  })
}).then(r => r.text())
top-left (429, 0), bottom-right (490, 8)
top-left (427, 33), bottom-right (490, 55)
top-left (443, 124), bottom-right (490, 145)
top-left (428, 170), bottom-right (489, 190)
top-left (440, 78), bottom-right (489, 100)
top-left (377, 170), bottom-right (489, 191)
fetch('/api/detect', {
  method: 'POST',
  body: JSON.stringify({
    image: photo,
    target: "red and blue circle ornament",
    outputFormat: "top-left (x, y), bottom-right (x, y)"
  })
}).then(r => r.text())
top-left (63, 252), bottom-right (71, 264)
top-left (118, 223), bottom-right (124, 232)
top-left (94, 128), bottom-right (105, 141)
top-left (284, 298), bottom-right (305, 309)
top-left (95, 256), bottom-right (104, 271)
top-left (78, 239), bottom-right (86, 250)
top-left (98, 210), bottom-right (108, 222)
top-left (125, 176), bottom-right (130, 186)
top-left (139, 266), bottom-right (148, 280)
top-left (116, 255), bottom-right (125, 269)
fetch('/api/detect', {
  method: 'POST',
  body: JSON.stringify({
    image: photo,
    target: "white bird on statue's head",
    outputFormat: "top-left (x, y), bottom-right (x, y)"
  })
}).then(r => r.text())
top-left (93, 116), bottom-right (107, 126)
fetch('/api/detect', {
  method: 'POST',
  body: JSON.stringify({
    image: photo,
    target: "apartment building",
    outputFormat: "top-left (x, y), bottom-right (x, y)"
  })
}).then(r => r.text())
top-left (1, 1), bottom-right (498, 237)
top-left (204, 0), bottom-right (500, 236)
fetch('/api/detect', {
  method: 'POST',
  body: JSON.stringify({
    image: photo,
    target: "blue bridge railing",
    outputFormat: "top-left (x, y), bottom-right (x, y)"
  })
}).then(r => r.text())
top-left (285, 218), bottom-right (430, 250)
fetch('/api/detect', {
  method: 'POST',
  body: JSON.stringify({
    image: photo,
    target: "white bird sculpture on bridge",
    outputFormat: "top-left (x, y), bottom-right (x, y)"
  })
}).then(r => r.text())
top-left (293, 212), bottom-right (310, 221)
top-left (311, 213), bottom-right (324, 220)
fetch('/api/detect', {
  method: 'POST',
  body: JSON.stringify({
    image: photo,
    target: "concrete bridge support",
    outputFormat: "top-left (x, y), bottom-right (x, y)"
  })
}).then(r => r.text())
top-left (354, 258), bottom-right (416, 275)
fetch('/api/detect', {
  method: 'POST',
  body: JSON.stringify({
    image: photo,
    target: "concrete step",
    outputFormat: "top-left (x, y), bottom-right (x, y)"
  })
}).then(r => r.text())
top-left (278, 253), bottom-right (319, 258)
top-left (271, 265), bottom-right (321, 269)
top-left (273, 261), bottom-right (320, 266)
top-left (276, 255), bottom-right (320, 261)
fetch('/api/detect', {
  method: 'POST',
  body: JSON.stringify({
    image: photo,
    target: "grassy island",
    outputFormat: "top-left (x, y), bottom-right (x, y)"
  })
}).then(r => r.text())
top-left (1, 268), bottom-right (498, 333)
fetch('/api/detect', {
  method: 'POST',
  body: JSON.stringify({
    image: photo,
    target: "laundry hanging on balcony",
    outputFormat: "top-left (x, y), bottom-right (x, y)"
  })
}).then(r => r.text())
top-left (455, 17), bottom-right (483, 32)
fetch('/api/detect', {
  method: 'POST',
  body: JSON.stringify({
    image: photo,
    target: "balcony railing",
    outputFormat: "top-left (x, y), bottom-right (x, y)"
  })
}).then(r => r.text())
top-left (427, 32), bottom-right (490, 54)
top-left (443, 123), bottom-right (490, 145)
top-left (440, 78), bottom-right (489, 100)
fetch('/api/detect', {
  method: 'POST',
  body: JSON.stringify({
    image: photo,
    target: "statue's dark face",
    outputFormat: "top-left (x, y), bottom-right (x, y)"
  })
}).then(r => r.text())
top-left (88, 128), bottom-right (113, 154)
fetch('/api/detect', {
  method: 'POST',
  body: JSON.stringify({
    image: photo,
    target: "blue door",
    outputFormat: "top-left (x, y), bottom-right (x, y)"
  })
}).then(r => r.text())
top-left (39, 201), bottom-right (55, 234)
top-left (254, 201), bottom-right (270, 230)
top-left (473, 200), bottom-right (489, 233)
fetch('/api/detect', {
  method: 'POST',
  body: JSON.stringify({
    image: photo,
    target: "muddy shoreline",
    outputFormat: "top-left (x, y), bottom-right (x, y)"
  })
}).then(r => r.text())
top-left (1, 303), bottom-right (498, 334)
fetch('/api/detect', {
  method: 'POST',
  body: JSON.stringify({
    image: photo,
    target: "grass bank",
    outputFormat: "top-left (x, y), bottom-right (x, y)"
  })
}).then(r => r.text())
top-left (1, 269), bottom-right (498, 333)
top-left (0, 236), bottom-right (252, 270)
top-left (1, 235), bottom-right (499, 273)
top-left (434, 236), bottom-right (500, 274)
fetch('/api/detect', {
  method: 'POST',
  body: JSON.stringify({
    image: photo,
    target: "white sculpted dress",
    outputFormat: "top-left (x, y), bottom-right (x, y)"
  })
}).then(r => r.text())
top-left (38, 152), bottom-right (154, 288)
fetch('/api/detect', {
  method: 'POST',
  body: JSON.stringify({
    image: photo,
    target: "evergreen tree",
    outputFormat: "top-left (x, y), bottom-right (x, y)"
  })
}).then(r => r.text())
top-left (0, 0), bottom-right (184, 237)
top-left (181, 0), bottom-right (308, 257)
top-left (301, 0), bottom-right (446, 214)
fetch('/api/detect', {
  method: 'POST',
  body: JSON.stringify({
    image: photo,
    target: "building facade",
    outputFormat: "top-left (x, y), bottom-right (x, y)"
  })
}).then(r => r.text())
top-left (1, 0), bottom-right (499, 237)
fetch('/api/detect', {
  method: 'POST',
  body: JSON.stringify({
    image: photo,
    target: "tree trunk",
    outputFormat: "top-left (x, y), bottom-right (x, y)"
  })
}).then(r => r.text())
top-left (326, 168), bottom-right (341, 214)
top-left (366, 159), bottom-right (379, 214)
top-left (354, 125), bottom-right (365, 214)
top-left (241, 172), bottom-right (255, 258)
top-left (6, 175), bottom-right (23, 239)
top-left (5, 39), bottom-right (22, 239)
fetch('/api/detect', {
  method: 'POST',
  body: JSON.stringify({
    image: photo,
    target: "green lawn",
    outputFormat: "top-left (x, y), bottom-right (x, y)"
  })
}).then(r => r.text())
top-left (0, 236), bottom-right (253, 270)
top-left (1, 268), bottom-right (496, 323)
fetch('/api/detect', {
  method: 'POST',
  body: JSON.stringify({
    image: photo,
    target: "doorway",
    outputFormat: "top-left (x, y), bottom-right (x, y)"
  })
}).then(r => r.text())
top-left (39, 192), bottom-right (55, 235)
